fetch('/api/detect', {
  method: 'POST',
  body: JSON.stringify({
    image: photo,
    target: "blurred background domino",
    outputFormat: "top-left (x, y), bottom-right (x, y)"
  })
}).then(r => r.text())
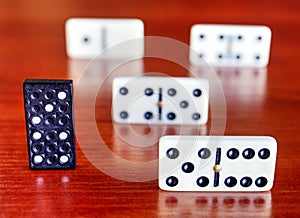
top-left (65, 18), bottom-right (144, 59)
top-left (189, 24), bottom-right (272, 67)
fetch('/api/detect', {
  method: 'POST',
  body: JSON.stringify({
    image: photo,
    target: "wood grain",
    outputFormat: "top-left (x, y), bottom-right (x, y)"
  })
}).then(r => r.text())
top-left (1, 0), bottom-right (300, 216)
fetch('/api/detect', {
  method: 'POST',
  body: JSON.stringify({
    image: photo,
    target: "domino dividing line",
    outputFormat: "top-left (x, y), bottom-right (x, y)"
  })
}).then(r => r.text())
top-left (214, 148), bottom-right (222, 187)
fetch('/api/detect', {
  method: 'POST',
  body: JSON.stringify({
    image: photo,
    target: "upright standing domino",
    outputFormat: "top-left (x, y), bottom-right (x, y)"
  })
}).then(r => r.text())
top-left (189, 24), bottom-right (272, 67)
top-left (112, 76), bottom-right (209, 125)
top-left (65, 18), bottom-right (144, 59)
top-left (159, 136), bottom-right (277, 191)
top-left (23, 79), bottom-right (76, 169)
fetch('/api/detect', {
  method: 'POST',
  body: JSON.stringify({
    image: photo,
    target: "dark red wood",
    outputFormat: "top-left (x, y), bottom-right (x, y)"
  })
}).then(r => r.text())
top-left (0, 0), bottom-right (300, 216)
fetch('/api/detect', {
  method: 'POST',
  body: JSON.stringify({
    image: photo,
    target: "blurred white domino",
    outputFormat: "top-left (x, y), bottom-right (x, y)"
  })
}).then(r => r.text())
top-left (112, 76), bottom-right (209, 125)
top-left (159, 136), bottom-right (277, 192)
top-left (189, 24), bottom-right (272, 67)
top-left (65, 18), bottom-right (144, 59)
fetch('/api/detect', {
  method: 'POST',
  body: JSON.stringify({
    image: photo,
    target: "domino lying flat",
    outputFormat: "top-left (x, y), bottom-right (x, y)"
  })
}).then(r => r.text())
top-left (112, 77), bottom-right (209, 125)
top-left (189, 24), bottom-right (272, 67)
top-left (23, 80), bottom-right (76, 169)
top-left (159, 136), bottom-right (277, 191)
top-left (65, 18), bottom-right (144, 59)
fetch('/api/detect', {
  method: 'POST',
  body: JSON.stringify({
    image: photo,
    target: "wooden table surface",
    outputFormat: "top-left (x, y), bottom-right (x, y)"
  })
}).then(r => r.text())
top-left (1, 0), bottom-right (300, 217)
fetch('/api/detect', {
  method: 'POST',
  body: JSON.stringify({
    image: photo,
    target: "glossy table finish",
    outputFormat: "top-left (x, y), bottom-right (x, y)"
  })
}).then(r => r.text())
top-left (0, 0), bottom-right (300, 217)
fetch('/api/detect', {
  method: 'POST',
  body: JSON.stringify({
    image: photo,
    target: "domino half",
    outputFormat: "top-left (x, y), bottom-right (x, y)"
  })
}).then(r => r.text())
top-left (23, 79), bottom-right (76, 169)
top-left (65, 18), bottom-right (144, 59)
top-left (159, 136), bottom-right (277, 191)
top-left (112, 76), bottom-right (209, 125)
top-left (190, 24), bottom-right (272, 67)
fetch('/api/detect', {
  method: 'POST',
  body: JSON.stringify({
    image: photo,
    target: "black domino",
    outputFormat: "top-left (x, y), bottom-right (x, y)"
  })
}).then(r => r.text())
top-left (23, 79), bottom-right (76, 170)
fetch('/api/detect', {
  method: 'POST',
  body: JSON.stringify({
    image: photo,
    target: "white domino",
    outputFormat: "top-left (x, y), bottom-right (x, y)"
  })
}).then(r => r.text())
top-left (189, 24), bottom-right (272, 67)
top-left (159, 136), bottom-right (277, 192)
top-left (112, 76), bottom-right (209, 125)
top-left (65, 18), bottom-right (144, 59)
